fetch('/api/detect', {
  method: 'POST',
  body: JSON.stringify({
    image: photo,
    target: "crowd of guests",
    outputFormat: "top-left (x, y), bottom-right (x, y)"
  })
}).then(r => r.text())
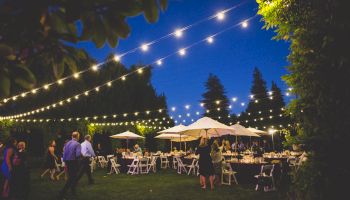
top-left (0, 137), bottom-right (30, 199)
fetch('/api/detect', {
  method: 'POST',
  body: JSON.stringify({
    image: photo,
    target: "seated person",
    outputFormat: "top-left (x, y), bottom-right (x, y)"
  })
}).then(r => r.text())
top-left (125, 148), bottom-right (133, 157)
top-left (133, 144), bottom-right (142, 154)
top-left (172, 147), bottom-right (178, 153)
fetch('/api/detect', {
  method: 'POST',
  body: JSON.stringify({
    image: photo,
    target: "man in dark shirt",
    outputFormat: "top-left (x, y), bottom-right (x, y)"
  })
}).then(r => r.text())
top-left (59, 132), bottom-right (81, 199)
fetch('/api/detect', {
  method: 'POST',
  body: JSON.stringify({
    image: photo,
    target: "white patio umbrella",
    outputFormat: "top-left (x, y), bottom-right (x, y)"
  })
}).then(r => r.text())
top-left (171, 136), bottom-right (199, 152)
top-left (230, 124), bottom-right (260, 152)
top-left (155, 133), bottom-right (182, 151)
top-left (247, 127), bottom-right (269, 136)
top-left (109, 130), bottom-right (144, 149)
top-left (182, 117), bottom-right (235, 138)
top-left (157, 124), bottom-right (187, 150)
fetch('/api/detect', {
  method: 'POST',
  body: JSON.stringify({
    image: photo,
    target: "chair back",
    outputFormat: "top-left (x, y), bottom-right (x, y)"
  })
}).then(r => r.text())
top-left (260, 164), bottom-right (274, 176)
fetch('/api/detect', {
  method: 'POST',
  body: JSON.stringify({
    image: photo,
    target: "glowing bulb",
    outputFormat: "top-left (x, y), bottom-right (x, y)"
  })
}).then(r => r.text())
top-left (84, 91), bottom-right (89, 96)
top-left (44, 84), bottom-right (50, 90)
top-left (268, 91), bottom-right (273, 96)
top-left (113, 55), bottom-right (121, 62)
top-left (156, 59), bottom-right (162, 66)
top-left (216, 11), bottom-right (225, 20)
top-left (107, 82), bottom-right (112, 87)
top-left (91, 65), bottom-right (99, 71)
top-left (121, 76), bottom-right (126, 81)
top-left (241, 102), bottom-right (245, 106)
top-left (73, 73), bottom-right (80, 79)
top-left (185, 105), bottom-right (190, 110)
top-left (137, 68), bottom-right (143, 74)
top-left (215, 100), bottom-right (220, 105)
top-left (179, 48), bottom-right (186, 56)
top-left (174, 29), bottom-right (183, 38)
top-left (200, 103), bottom-right (204, 107)
top-left (57, 79), bottom-right (63, 85)
top-left (95, 87), bottom-right (100, 92)
top-left (3, 99), bottom-right (8, 103)
top-left (141, 43), bottom-right (149, 52)
top-left (21, 93), bottom-right (26, 97)
top-left (207, 37), bottom-right (214, 44)
top-left (12, 96), bottom-right (17, 101)
top-left (74, 95), bottom-right (79, 99)
top-left (241, 21), bottom-right (248, 28)
top-left (32, 89), bottom-right (37, 94)
top-left (171, 107), bottom-right (176, 111)
top-left (250, 94), bottom-right (254, 99)
top-left (232, 97), bottom-right (237, 102)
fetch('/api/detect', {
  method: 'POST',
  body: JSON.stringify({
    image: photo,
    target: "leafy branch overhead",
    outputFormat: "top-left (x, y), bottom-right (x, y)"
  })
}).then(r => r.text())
top-left (0, 0), bottom-right (168, 98)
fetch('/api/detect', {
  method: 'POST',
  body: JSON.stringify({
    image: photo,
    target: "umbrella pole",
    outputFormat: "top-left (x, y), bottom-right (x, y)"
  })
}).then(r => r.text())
top-left (171, 140), bottom-right (173, 152)
top-left (185, 142), bottom-right (187, 152)
top-left (235, 136), bottom-right (238, 153)
top-left (250, 136), bottom-right (252, 148)
top-left (180, 134), bottom-right (182, 151)
top-left (127, 139), bottom-right (129, 149)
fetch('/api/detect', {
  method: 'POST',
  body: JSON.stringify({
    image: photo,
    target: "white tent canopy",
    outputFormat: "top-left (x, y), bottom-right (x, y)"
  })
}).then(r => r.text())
top-left (155, 133), bottom-right (183, 139)
top-left (109, 131), bottom-right (144, 139)
top-left (230, 124), bottom-right (260, 137)
top-left (109, 131), bottom-right (144, 149)
top-left (247, 127), bottom-right (269, 136)
top-left (171, 136), bottom-right (198, 142)
top-left (157, 124), bottom-right (187, 134)
top-left (182, 117), bottom-right (235, 137)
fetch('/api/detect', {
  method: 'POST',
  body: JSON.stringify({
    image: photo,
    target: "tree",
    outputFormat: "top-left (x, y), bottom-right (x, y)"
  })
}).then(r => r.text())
top-left (201, 74), bottom-right (230, 124)
top-left (243, 68), bottom-right (270, 129)
top-left (257, 0), bottom-right (350, 199)
top-left (268, 81), bottom-right (287, 128)
top-left (0, 0), bottom-right (168, 98)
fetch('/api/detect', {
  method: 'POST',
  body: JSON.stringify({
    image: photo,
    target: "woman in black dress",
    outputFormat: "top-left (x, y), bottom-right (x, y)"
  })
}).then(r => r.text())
top-left (195, 137), bottom-right (215, 190)
top-left (12, 141), bottom-right (30, 199)
top-left (45, 140), bottom-right (58, 180)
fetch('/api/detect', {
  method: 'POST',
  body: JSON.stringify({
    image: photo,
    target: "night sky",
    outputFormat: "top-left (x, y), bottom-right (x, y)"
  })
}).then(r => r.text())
top-left (76, 0), bottom-right (290, 121)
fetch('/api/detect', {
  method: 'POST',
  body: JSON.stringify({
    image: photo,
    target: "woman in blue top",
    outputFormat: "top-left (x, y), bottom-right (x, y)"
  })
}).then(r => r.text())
top-left (1, 137), bottom-right (17, 198)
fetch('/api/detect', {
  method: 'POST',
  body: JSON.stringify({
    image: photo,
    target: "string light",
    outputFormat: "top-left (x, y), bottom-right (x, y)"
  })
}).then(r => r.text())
top-left (113, 55), bottom-right (121, 62)
top-left (0, 3), bottom-right (250, 105)
top-left (73, 73), bottom-right (80, 79)
top-left (241, 20), bottom-right (248, 28)
top-left (44, 85), bottom-right (50, 90)
top-left (137, 68), bottom-right (143, 74)
top-left (216, 11), bottom-right (225, 20)
top-left (207, 36), bottom-right (214, 43)
top-left (174, 29), bottom-right (183, 38)
top-left (141, 43), bottom-right (149, 52)
top-left (107, 82), bottom-right (112, 87)
top-left (232, 97), bottom-right (237, 102)
top-left (156, 59), bottom-right (163, 66)
top-left (179, 48), bottom-right (186, 56)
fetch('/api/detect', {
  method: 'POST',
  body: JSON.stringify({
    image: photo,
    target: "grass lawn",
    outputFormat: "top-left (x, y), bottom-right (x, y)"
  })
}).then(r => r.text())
top-left (29, 168), bottom-right (285, 200)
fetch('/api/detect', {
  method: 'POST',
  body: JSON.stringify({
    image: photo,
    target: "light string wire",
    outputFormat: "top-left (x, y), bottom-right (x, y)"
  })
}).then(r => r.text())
top-left (0, 1), bottom-right (249, 105)
top-left (1, 15), bottom-right (259, 119)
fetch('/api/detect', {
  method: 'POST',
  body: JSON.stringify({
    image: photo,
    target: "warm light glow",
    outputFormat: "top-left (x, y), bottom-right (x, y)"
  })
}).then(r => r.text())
top-left (57, 79), bottom-right (63, 85)
top-left (268, 91), bottom-right (273, 96)
top-left (141, 43), bottom-right (149, 52)
top-left (32, 89), bottom-right (37, 94)
top-left (241, 20), bottom-right (248, 28)
top-left (95, 87), bottom-right (100, 92)
top-left (114, 55), bottom-right (121, 62)
top-left (92, 65), bottom-right (99, 71)
top-left (21, 93), bottom-right (26, 97)
top-left (137, 68), bottom-right (143, 74)
top-left (232, 97), bottom-right (237, 102)
top-left (121, 76), bottom-right (126, 81)
top-left (200, 103), bottom-right (204, 107)
top-left (156, 59), bottom-right (163, 66)
top-left (174, 29), bottom-right (183, 38)
top-left (107, 82), bottom-right (112, 87)
top-left (44, 84), bottom-right (50, 90)
top-left (74, 95), bottom-right (79, 99)
top-left (179, 48), bottom-right (186, 56)
top-left (84, 91), bottom-right (89, 96)
top-left (207, 36), bottom-right (214, 43)
top-left (268, 128), bottom-right (277, 135)
top-left (73, 73), bottom-right (80, 79)
top-left (215, 100), bottom-right (220, 105)
top-left (216, 11), bottom-right (225, 20)
top-left (250, 94), bottom-right (254, 99)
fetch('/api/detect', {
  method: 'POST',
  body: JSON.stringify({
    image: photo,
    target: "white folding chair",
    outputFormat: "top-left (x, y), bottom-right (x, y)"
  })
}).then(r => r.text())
top-left (254, 164), bottom-right (275, 191)
top-left (56, 158), bottom-right (66, 180)
top-left (175, 157), bottom-right (187, 174)
top-left (139, 157), bottom-right (149, 174)
top-left (108, 159), bottom-right (121, 175)
top-left (97, 156), bottom-right (108, 168)
top-left (221, 162), bottom-right (238, 185)
top-left (107, 154), bottom-right (115, 161)
top-left (172, 156), bottom-right (178, 169)
top-left (90, 157), bottom-right (97, 173)
top-left (147, 156), bottom-right (158, 173)
top-left (127, 158), bottom-right (139, 175)
top-left (185, 159), bottom-right (197, 175)
top-left (160, 156), bottom-right (170, 169)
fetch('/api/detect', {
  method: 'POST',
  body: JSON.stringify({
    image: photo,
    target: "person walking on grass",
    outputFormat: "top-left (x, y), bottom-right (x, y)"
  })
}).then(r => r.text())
top-left (211, 140), bottom-right (223, 186)
top-left (77, 135), bottom-right (95, 184)
top-left (59, 132), bottom-right (81, 199)
top-left (195, 137), bottom-right (215, 190)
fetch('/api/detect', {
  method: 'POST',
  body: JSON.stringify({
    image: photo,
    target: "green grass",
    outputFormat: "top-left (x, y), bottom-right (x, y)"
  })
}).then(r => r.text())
top-left (29, 169), bottom-right (284, 200)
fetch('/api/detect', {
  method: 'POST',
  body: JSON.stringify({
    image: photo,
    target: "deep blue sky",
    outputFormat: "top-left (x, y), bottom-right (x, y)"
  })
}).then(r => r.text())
top-left (76, 0), bottom-right (290, 121)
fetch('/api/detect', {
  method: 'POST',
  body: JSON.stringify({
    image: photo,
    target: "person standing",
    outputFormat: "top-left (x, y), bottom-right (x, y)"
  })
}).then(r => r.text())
top-left (59, 132), bottom-right (81, 199)
top-left (12, 141), bottom-right (30, 199)
top-left (211, 140), bottom-right (223, 186)
top-left (45, 140), bottom-right (58, 181)
top-left (1, 137), bottom-right (17, 198)
top-left (77, 135), bottom-right (95, 184)
top-left (195, 137), bottom-right (215, 190)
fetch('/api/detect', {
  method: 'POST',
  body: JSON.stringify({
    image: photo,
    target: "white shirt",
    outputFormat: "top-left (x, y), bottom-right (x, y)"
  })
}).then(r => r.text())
top-left (81, 140), bottom-right (96, 157)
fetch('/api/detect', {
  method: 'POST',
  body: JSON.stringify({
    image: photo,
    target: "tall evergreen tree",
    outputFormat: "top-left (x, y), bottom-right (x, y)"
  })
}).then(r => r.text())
top-left (201, 74), bottom-right (230, 124)
top-left (268, 81), bottom-right (287, 128)
top-left (243, 68), bottom-right (270, 129)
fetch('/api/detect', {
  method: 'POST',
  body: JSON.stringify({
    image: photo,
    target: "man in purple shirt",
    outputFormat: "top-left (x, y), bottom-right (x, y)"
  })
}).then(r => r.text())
top-left (59, 132), bottom-right (81, 199)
